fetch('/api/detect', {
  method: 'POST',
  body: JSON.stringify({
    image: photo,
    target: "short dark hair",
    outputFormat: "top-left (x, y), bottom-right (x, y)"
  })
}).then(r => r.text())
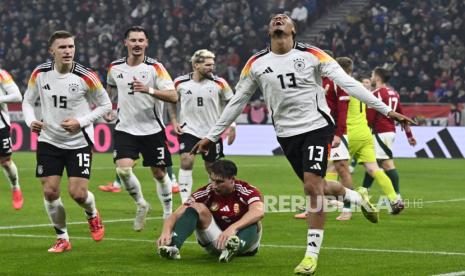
top-left (48, 30), bottom-right (73, 46)
top-left (335, 57), bottom-right (353, 74)
top-left (373, 66), bottom-right (391, 83)
top-left (124, 26), bottom-right (149, 39)
top-left (210, 160), bottom-right (237, 178)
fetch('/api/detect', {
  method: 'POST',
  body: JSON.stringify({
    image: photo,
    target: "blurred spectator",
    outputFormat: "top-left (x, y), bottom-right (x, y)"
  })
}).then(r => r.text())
top-left (313, 0), bottom-right (465, 104)
top-left (245, 98), bottom-right (269, 124)
top-left (447, 104), bottom-right (462, 126)
top-left (291, 2), bottom-right (308, 31)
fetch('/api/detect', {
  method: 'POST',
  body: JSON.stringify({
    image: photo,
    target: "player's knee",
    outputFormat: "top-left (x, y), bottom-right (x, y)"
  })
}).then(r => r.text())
top-left (68, 186), bottom-right (87, 203)
top-left (151, 167), bottom-right (166, 180)
top-left (189, 202), bottom-right (209, 216)
top-left (180, 155), bottom-right (194, 170)
top-left (303, 177), bottom-right (324, 197)
top-left (43, 186), bottom-right (60, 200)
top-left (116, 167), bottom-right (132, 180)
top-left (0, 157), bottom-right (11, 167)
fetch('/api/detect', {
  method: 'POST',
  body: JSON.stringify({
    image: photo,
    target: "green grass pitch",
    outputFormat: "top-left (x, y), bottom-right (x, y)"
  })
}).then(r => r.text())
top-left (0, 153), bottom-right (464, 275)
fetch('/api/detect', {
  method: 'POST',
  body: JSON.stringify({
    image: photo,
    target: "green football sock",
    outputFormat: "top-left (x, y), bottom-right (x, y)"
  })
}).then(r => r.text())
top-left (171, 207), bottom-right (199, 249)
top-left (362, 172), bottom-right (374, 189)
top-left (237, 223), bottom-right (259, 254)
top-left (385, 169), bottom-right (400, 194)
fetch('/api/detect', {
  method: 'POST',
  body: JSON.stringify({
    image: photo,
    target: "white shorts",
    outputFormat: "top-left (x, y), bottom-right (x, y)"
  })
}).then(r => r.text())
top-left (373, 132), bottom-right (395, 160)
top-left (195, 218), bottom-right (261, 255)
top-left (329, 135), bottom-right (350, 161)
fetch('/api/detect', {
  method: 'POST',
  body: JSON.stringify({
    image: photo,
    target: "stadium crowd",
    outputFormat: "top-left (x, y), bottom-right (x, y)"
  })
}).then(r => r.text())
top-left (0, 0), bottom-right (339, 98)
top-left (314, 0), bottom-right (465, 104)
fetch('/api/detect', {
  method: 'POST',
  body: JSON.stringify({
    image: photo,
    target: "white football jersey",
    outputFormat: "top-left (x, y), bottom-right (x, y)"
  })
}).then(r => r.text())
top-left (206, 43), bottom-right (391, 141)
top-left (107, 56), bottom-right (175, 135)
top-left (22, 61), bottom-right (112, 149)
top-left (0, 69), bottom-right (22, 129)
top-left (174, 73), bottom-right (233, 138)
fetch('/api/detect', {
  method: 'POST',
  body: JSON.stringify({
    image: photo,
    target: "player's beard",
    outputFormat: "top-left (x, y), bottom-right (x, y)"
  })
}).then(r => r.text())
top-left (200, 71), bottom-right (213, 80)
top-left (272, 29), bottom-right (286, 37)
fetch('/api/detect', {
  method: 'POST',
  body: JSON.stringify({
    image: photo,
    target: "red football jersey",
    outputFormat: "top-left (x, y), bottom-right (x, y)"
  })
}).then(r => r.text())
top-left (323, 77), bottom-right (349, 137)
top-left (185, 179), bottom-right (262, 230)
top-left (366, 86), bottom-right (402, 133)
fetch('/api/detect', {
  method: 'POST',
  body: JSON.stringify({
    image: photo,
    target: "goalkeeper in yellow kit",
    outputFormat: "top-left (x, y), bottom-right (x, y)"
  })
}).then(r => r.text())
top-left (337, 57), bottom-right (404, 215)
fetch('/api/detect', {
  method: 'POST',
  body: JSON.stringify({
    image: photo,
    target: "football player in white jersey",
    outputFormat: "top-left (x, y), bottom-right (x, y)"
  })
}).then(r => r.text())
top-left (106, 26), bottom-right (178, 230)
top-left (0, 69), bottom-right (23, 210)
top-left (192, 14), bottom-right (415, 275)
top-left (168, 49), bottom-right (236, 204)
top-left (22, 31), bottom-right (111, 253)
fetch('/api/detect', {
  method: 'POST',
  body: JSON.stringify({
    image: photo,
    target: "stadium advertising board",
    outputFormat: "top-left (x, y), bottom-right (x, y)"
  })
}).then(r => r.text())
top-left (9, 123), bottom-right (465, 158)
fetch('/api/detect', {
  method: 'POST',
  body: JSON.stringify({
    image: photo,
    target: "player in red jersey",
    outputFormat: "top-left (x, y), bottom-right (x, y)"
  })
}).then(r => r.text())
top-left (364, 67), bottom-right (416, 204)
top-left (157, 159), bottom-right (264, 262)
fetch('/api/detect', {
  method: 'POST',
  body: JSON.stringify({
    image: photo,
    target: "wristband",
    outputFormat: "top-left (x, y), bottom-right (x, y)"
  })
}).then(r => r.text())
top-left (230, 122), bottom-right (237, 128)
top-left (148, 87), bottom-right (155, 95)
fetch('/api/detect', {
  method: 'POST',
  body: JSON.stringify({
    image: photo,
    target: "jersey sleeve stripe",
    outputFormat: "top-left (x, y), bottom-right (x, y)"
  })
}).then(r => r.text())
top-left (174, 74), bottom-right (191, 89)
top-left (240, 49), bottom-right (270, 78)
top-left (307, 47), bottom-right (334, 63)
top-left (0, 69), bottom-right (13, 84)
top-left (73, 65), bottom-right (103, 92)
top-left (247, 197), bottom-right (261, 204)
top-left (28, 62), bottom-right (52, 87)
top-left (153, 63), bottom-right (173, 81)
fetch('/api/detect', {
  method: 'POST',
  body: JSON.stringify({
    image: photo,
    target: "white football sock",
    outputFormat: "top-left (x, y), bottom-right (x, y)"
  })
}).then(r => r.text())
top-left (44, 198), bottom-right (68, 241)
top-left (3, 161), bottom-right (19, 190)
top-left (178, 169), bottom-right (193, 204)
top-left (117, 167), bottom-right (146, 205)
top-left (155, 173), bottom-right (172, 218)
top-left (305, 229), bottom-right (324, 259)
top-left (78, 191), bottom-right (97, 219)
top-left (343, 188), bottom-right (362, 205)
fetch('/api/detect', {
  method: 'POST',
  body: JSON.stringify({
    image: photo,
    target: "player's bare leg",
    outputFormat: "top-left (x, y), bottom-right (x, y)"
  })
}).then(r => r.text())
top-left (68, 177), bottom-right (104, 241)
top-left (152, 166), bottom-right (173, 218)
top-left (178, 153), bottom-right (195, 203)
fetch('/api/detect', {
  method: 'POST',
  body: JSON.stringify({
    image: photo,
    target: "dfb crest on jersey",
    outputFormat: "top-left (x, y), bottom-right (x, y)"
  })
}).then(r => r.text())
top-left (293, 58), bottom-right (306, 72)
top-left (139, 71), bottom-right (149, 80)
top-left (69, 83), bottom-right (79, 93)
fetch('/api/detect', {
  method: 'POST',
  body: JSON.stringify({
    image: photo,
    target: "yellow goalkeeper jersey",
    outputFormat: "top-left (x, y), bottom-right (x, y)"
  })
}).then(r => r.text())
top-left (347, 96), bottom-right (372, 141)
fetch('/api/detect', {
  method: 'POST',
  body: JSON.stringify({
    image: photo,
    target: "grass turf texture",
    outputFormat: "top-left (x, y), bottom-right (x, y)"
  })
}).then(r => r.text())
top-left (0, 153), bottom-right (464, 275)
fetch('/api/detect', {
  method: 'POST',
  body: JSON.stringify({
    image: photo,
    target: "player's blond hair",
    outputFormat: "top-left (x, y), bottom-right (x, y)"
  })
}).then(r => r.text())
top-left (190, 49), bottom-right (215, 66)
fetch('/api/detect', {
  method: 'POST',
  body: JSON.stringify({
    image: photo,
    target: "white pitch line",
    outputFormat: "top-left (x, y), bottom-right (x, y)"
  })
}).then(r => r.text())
top-left (423, 198), bottom-right (465, 204)
top-left (432, 271), bottom-right (465, 276)
top-left (0, 217), bottom-right (162, 230)
top-left (1, 233), bottom-right (465, 257)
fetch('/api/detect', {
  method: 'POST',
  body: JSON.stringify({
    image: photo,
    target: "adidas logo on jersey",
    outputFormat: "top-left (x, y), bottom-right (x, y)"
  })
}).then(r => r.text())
top-left (81, 168), bottom-right (90, 175)
top-left (220, 205), bottom-right (230, 212)
top-left (116, 73), bottom-right (123, 79)
top-left (42, 84), bottom-right (51, 90)
top-left (333, 153), bottom-right (340, 158)
top-left (309, 163), bottom-right (322, 170)
top-left (185, 90), bottom-right (192, 95)
top-left (156, 160), bottom-right (166, 166)
top-left (261, 67), bottom-right (274, 75)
